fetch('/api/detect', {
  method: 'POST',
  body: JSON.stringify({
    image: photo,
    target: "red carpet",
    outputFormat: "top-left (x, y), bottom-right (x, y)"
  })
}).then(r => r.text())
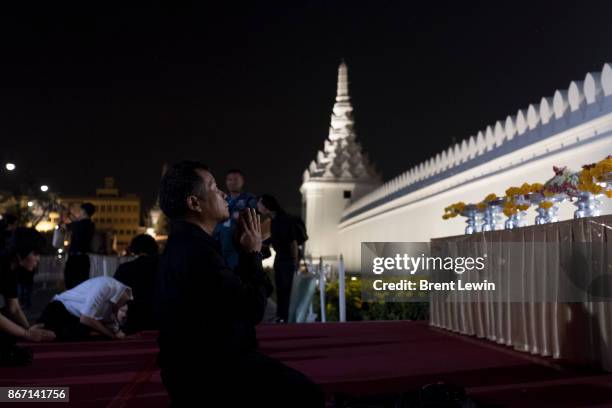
top-left (1, 321), bottom-right (611, 407)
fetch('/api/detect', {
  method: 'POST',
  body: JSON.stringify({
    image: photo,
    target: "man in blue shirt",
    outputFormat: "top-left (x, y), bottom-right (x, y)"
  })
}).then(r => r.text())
top-left (213, 169), bottom-right (258, 269)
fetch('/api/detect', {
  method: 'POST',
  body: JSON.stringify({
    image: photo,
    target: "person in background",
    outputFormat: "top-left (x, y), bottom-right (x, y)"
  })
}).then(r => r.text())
top-left (63, 202), bottom-right (96, 289)
top-left (39, 276), bottom-right (131, 341)
top-left (17, 261), bottom-right (35, 310)
top-left (113, 234), bottom-right (159, 333)
top-left (155, 161), bottom-right (323, 407)
top-left (0, 228), bottom-right (45, 329)
top-left (257, 194), bottom-right (299, 323)
top-left (0, 214), bottom-right (18, 254)
top-left (213, 169), bottom-right (258, 270)
top-left (0, 215), bottom-right (33, 309)
top-left (0, 227), bottom-right (55, 365)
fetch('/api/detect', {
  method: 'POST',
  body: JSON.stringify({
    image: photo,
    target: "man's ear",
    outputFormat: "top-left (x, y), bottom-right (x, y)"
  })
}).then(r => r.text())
top-left (186, 195), bottom-right (202, 212)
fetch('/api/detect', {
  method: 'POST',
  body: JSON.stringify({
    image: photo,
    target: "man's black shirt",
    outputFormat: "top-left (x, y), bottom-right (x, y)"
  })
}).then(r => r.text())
top-left (0, 256), bottom-right (17, 300)
top-left (156, 220), bottom-right (273, 365)
top-left (270, 212), bottom-right (298, 261)
top-left (114, 255), bottom-right (159, 332)
top-left (67, 219), bottom-right (95, 254)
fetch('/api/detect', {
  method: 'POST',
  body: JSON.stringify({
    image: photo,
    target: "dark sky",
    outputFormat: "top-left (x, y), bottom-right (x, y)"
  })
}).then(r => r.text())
top-left (1, 1), bottom-right (612, 214)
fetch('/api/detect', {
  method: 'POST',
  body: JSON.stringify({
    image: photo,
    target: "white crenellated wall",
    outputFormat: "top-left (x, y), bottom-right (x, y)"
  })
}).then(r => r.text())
top-left (334, 63), bottom-right (612, 272)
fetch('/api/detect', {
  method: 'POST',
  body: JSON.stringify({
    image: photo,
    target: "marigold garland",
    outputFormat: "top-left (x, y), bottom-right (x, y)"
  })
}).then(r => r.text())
top-left (443, 156), bottom-right (611, 223)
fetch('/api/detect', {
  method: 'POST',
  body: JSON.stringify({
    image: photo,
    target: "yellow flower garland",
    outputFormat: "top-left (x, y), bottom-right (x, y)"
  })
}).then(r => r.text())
top-left (443, 156), bottom-right (611, 221)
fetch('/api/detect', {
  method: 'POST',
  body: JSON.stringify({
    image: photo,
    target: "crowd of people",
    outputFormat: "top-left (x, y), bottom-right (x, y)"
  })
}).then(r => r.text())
top-left (0, 162), bottom-right (323, 407)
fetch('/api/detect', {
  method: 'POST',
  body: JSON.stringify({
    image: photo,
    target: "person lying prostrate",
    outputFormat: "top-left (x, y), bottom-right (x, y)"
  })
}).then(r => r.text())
top-left (39, 276), bottom-right (132, 341)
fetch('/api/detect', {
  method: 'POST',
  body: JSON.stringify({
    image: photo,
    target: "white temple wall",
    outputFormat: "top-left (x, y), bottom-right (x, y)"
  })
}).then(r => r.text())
top-left (337, 127), bottom-right (611, 272)
top-left (301, 181), bottom-right (361, 260)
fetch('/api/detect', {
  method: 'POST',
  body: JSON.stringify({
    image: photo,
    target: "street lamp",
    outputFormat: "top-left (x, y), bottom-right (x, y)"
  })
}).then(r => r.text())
top-left (27, 201), bottom-right (33, 207)
top-left (5, 163), bottom-right (15, 171)
top-left (40, 185), bottom-right (49, 192)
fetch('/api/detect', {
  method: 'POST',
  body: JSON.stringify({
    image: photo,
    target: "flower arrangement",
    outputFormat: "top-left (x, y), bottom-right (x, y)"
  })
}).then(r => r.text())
top-left (579, 155), bottom-right (612, 197)
top-left (539, 201), bottom-right (553, 210)
top-left (503, 183), bottom-right (544, 216)
top-left (443, 156), bottom-right (611, 231)
top-left (502, 200), bottom-right (531, 217)
top-left (442, 201), bottom-right (466, 219)
top-left (484, 193), bottom-right (498, 202)
top-left (506, 182), bottom-right (544, 198)
top-left (476, 193), bottom-right (497, 211)
top-left (501, 184), bottom-right (536, 229)
top-left (543, 166), bottom-right (580, 197)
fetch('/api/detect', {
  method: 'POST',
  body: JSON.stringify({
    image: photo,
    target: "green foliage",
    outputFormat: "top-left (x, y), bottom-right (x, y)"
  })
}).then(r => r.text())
top-left (0, 192), bottom-right (61, 228)
top-left (313, 276), bottom-right (428, 321)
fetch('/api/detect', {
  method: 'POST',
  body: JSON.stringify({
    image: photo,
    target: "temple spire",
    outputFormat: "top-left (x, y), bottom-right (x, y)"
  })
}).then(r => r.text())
top-left (302, 61), bottom-right (380, 183)
top-left (336, 60), bottom-right (350, 102)
top-left (330, 60), bottom-right (354, 140)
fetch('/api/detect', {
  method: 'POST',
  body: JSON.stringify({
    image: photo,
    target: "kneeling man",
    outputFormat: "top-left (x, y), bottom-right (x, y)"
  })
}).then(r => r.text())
top-left (155, 161), bottom-right (324, 408)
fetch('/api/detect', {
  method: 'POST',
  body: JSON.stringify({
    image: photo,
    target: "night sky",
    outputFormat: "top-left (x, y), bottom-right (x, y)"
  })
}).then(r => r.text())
top-left (2, 1), bottom-right (612, 214)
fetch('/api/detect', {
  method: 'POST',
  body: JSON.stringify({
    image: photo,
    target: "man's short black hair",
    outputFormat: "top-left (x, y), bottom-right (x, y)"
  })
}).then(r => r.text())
top-left (7, 227), bottom-right (45, 259)
top-left (129, 234), bottom-right (159, 256)
top-left (226, 169), bottom-right (244, 177)
top-left (259, 194), bottom-right (283, 213)
top-left (81, 202), bottom-right (96, 217)
top-left (159, 161), bottom-right (209, 220)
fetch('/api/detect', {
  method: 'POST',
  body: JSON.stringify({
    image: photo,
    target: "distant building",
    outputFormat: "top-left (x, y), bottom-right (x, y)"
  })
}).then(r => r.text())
top-left (60, 177), bottom-right (142, 253)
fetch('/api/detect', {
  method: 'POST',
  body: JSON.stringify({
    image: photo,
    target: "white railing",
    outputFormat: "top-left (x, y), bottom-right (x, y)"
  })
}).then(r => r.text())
top-left (35, 254), bottom-right (135, 288)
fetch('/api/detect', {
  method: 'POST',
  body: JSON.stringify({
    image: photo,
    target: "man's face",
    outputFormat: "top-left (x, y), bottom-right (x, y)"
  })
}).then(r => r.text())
top-left (196, 169), bottom-right (230, 222)
top-left (116, 304), bottom-right (128, 325)
top-left (225, 172), bottom-right (244, 194)
top-left (19, 251), bottom-right (40, 272)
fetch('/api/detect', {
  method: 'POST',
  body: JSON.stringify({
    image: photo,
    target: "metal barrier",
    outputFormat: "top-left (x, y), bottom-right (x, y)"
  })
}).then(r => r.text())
top-left (37, 253), bottom-right (349, 323)
top-left (35, 254), bottom-right (135, 288)
top-left (308, 254), bottom-right (347, 323)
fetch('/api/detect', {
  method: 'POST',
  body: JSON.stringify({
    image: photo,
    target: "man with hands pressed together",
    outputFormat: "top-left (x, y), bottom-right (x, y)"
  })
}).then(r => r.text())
top-left (156, 161), bottom-right (323, 408)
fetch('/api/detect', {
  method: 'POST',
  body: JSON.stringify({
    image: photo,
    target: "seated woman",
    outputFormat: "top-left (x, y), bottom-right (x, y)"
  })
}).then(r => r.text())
top-left (113, 234), bottom-right (159, 333)
top-left (0, 227), bottom-right (56, 365)
top-left (39, 276), bottom-right (132, 341)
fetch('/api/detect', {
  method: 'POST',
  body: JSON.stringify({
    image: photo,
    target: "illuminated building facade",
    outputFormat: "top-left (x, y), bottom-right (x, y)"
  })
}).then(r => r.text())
top-left (60, 177), bottom-right (142, 253)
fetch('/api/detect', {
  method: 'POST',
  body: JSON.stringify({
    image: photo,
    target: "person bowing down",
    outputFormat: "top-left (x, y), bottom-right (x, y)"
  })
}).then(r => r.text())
top-left (39, 276), bottom-right (132, 341)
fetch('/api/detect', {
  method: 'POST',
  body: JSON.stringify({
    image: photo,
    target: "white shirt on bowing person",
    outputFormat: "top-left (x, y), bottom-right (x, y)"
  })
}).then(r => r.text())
top-left (53, 276), bottom-right (133, 322)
